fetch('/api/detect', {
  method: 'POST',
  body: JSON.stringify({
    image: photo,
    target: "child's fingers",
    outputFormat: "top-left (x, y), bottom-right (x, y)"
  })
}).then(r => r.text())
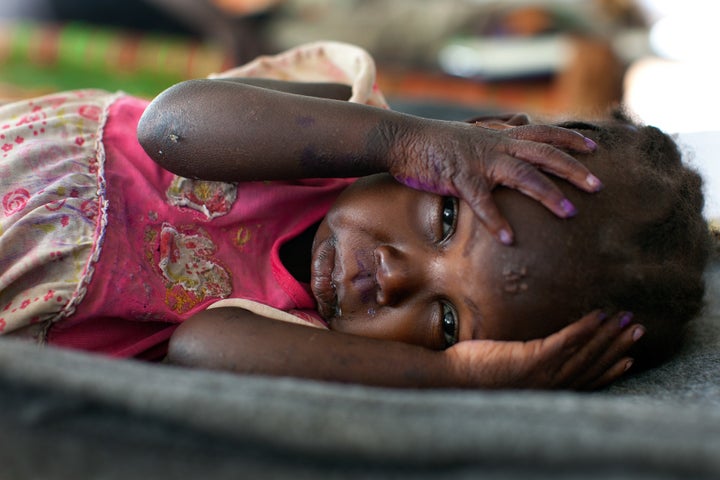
top-left (506, 124), bottom-right (596, 154)
top-left (583, 357), bottom-right (635, 391)
top-left (454, 176), bottom-right (515, 245)
top-left (552, 309), bottom-right (606, 346)
top-left (519, 310), bottom-right (603, 388)
top-left (540, 310), bottom-right (622, 387)
top-left (495, 157), bottom-right (579, 220)
top-left (505, 136), bottom-right (603, 194)
top-left (567, 315), bottom-right (645, 389)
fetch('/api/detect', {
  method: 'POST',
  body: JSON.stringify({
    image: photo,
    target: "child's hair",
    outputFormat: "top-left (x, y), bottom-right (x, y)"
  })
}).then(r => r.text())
top-left (559, 109), bottom-right (711, 368)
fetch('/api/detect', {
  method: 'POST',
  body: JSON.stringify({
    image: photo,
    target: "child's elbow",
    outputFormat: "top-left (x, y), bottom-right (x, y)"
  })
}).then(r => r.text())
top-left (136, 95), bottom-right (176, 173)
top-left (166, 318), bottom-right (204, 367)
top-left (166, 309), bottom-right (249, 371)
top-left (136, 81), bottom-right (200, 177)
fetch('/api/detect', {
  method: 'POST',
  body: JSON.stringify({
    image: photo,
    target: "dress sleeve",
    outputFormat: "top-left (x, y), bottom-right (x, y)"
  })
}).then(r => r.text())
top-left (206, 298), bottom-right (328, 329)
top-left (208, 41), bottom-right (390, 108)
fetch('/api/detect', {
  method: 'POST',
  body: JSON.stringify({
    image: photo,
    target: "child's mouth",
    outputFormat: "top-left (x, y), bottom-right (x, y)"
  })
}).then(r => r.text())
top-left (310, 235), bottom-right (339, 320)
top-left (312, 234), bottom-right (381, 322)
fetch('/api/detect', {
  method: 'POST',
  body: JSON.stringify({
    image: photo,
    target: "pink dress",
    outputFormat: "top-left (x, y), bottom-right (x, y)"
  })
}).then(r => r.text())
top-left (0, 41), bottom-right (389, 360)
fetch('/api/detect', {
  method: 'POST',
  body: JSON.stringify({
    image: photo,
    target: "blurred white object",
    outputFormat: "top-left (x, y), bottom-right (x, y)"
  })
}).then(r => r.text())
top-left (649, 14), bottom-right (720, 62)
top-left (636, 0), bottom-right (720, 25)
top-left (627, 1), bottom-right (720, 221)
top-left (676, 131), bottom-right (720, 221)
top-left (630, 0), bottom-right (720, 129)
top-left (624, 58), bottom-right (720, 134)
top-left (626, 57), bottom-right (720, 221)
top-left (438, 35), bottom-right (571, 80)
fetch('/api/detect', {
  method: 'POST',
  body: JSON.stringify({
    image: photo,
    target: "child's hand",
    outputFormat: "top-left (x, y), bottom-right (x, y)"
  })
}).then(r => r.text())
top-left (444, 310), bottom-right (645, 390)
top-left (389, 121), bottom-right (601, 245)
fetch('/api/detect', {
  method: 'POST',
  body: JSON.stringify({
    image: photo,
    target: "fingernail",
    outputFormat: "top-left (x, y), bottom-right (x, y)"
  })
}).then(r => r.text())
top-left (586, 174), bottom-right (604, 191)
top-left (499, 229), bottom-right (513, 245)
top-left (632, 326), bottom-right (645, 342)
top-left (560, 198), bottom-right (577, 216)
top-left (619, 312), bottom-right (634, 329)
top-left (624, 359), bottom-right (634, 372)
top-left (584, 137), bottom-right (597, 150)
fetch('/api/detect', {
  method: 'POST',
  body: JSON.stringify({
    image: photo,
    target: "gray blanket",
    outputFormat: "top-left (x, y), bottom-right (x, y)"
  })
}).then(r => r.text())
top-left (1, 260), bottom-right (718, 479)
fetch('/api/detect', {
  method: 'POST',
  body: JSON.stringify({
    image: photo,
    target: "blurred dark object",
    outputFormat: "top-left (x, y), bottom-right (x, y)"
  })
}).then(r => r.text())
top-left (0, 0), bottom-right (271, 64)
top-left (2, 0), bottom-right (195, 36)
top-left (144, 0), bottom-right (273, 64)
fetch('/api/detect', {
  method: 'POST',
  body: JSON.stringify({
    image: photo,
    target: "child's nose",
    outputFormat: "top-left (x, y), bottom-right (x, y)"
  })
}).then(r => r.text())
top-left (374, 245), bottom-right (423, 306)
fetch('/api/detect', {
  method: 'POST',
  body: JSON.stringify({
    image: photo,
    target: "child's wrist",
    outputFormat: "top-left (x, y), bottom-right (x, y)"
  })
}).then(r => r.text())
top-left (383, 115), bottom-right (434, 180)
top-left (364, 115), bottom-right (411, 174)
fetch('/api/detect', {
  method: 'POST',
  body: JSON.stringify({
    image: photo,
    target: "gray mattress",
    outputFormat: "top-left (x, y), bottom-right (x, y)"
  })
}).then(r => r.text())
top-left (1, 259), bottom-right (718, 479)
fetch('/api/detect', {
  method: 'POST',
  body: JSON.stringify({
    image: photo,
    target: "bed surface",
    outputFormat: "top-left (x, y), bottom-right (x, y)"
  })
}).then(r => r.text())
top-left (1, 259), bottom-right (718, 479)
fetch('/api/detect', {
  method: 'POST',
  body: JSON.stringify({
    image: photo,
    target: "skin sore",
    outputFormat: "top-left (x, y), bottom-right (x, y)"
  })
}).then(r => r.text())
top-left (502, 265), bottom-right (529, 295)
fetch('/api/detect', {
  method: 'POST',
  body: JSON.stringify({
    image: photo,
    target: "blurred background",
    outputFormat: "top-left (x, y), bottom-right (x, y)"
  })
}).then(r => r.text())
top-left (0, 0), bottom-right (717, 130)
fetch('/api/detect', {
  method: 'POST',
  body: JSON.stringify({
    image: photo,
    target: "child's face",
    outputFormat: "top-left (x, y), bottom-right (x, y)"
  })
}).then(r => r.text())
top-left (311, 117), bottom-right (654, 349)
top-left (311, 172), bottom-right (579, 349)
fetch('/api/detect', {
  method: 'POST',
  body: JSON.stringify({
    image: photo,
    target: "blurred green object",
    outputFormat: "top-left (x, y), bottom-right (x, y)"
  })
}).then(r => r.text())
top-left (0, 20), bottom-right (232, 98)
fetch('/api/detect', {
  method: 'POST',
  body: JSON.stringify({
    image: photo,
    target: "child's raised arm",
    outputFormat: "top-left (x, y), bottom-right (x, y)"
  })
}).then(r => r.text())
top-left (167, 307), bottom-right (644, 390)
top-left (137, 79), bottom-right (601, 244)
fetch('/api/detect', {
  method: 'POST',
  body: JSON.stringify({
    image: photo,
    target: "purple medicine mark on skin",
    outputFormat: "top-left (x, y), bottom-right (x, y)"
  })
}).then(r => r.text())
top-left (299, 145), bottom-right (319, 170)
top-left (299, 145), bottom-right (350, 173)
top-left (396, 170), bottom-right (453, 196)
top-left (353, 255), bottom-right (375, 304)
top-left (397, 175), bottom-right (442, 193)
top-left (296, 115), bottom-right (316, 128)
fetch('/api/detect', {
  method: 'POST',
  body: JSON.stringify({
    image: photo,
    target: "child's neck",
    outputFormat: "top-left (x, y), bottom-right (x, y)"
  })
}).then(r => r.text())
top-left (280, 221), bottom-right (320, 284)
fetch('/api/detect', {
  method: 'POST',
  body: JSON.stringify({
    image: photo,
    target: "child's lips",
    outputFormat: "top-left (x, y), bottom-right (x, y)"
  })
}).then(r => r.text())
top-left (311, 236), bottom-right (379, 320)
top-left (311, 236), bottom-right (338, 320)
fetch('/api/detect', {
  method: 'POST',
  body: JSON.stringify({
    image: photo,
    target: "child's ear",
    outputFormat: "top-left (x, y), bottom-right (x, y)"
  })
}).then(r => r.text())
top-left (464, 113), bottom-right (531, 130)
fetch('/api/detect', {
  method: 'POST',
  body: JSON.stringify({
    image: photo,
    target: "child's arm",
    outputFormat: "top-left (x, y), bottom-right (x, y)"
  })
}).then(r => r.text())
top-left (203, 77), bottom-right (353, 100)
top-left (167, 308), bottom-right (643, 390)
top-left (137, 79), bottom-right (600, 244)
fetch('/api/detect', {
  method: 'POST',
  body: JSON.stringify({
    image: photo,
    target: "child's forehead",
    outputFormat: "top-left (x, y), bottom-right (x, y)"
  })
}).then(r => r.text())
top-left (456, 188), bottom-right (614, 341)
top-left (457, 191), bottom-right (566, 279)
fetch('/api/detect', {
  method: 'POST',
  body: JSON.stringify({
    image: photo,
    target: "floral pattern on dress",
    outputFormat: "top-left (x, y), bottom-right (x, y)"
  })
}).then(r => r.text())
top-left (166, 176), bottom-right (238, 219)
top-left (2, 188), bottom-right (31, 216)
top-left (0, 90), bottom-right (115, 336)
top-left (156, 223), bottom-right (232, 314)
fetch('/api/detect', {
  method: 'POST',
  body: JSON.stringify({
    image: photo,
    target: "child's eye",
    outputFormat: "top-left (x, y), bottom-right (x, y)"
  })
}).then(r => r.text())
top-left (441, 302), bottom-right (459, 348)
top-left (440, 197), bottom-right (458, 242)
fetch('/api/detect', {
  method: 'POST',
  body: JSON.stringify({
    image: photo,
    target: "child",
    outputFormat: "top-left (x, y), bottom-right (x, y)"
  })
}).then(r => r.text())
top-left (0, 42), bottom-right (708, 389)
